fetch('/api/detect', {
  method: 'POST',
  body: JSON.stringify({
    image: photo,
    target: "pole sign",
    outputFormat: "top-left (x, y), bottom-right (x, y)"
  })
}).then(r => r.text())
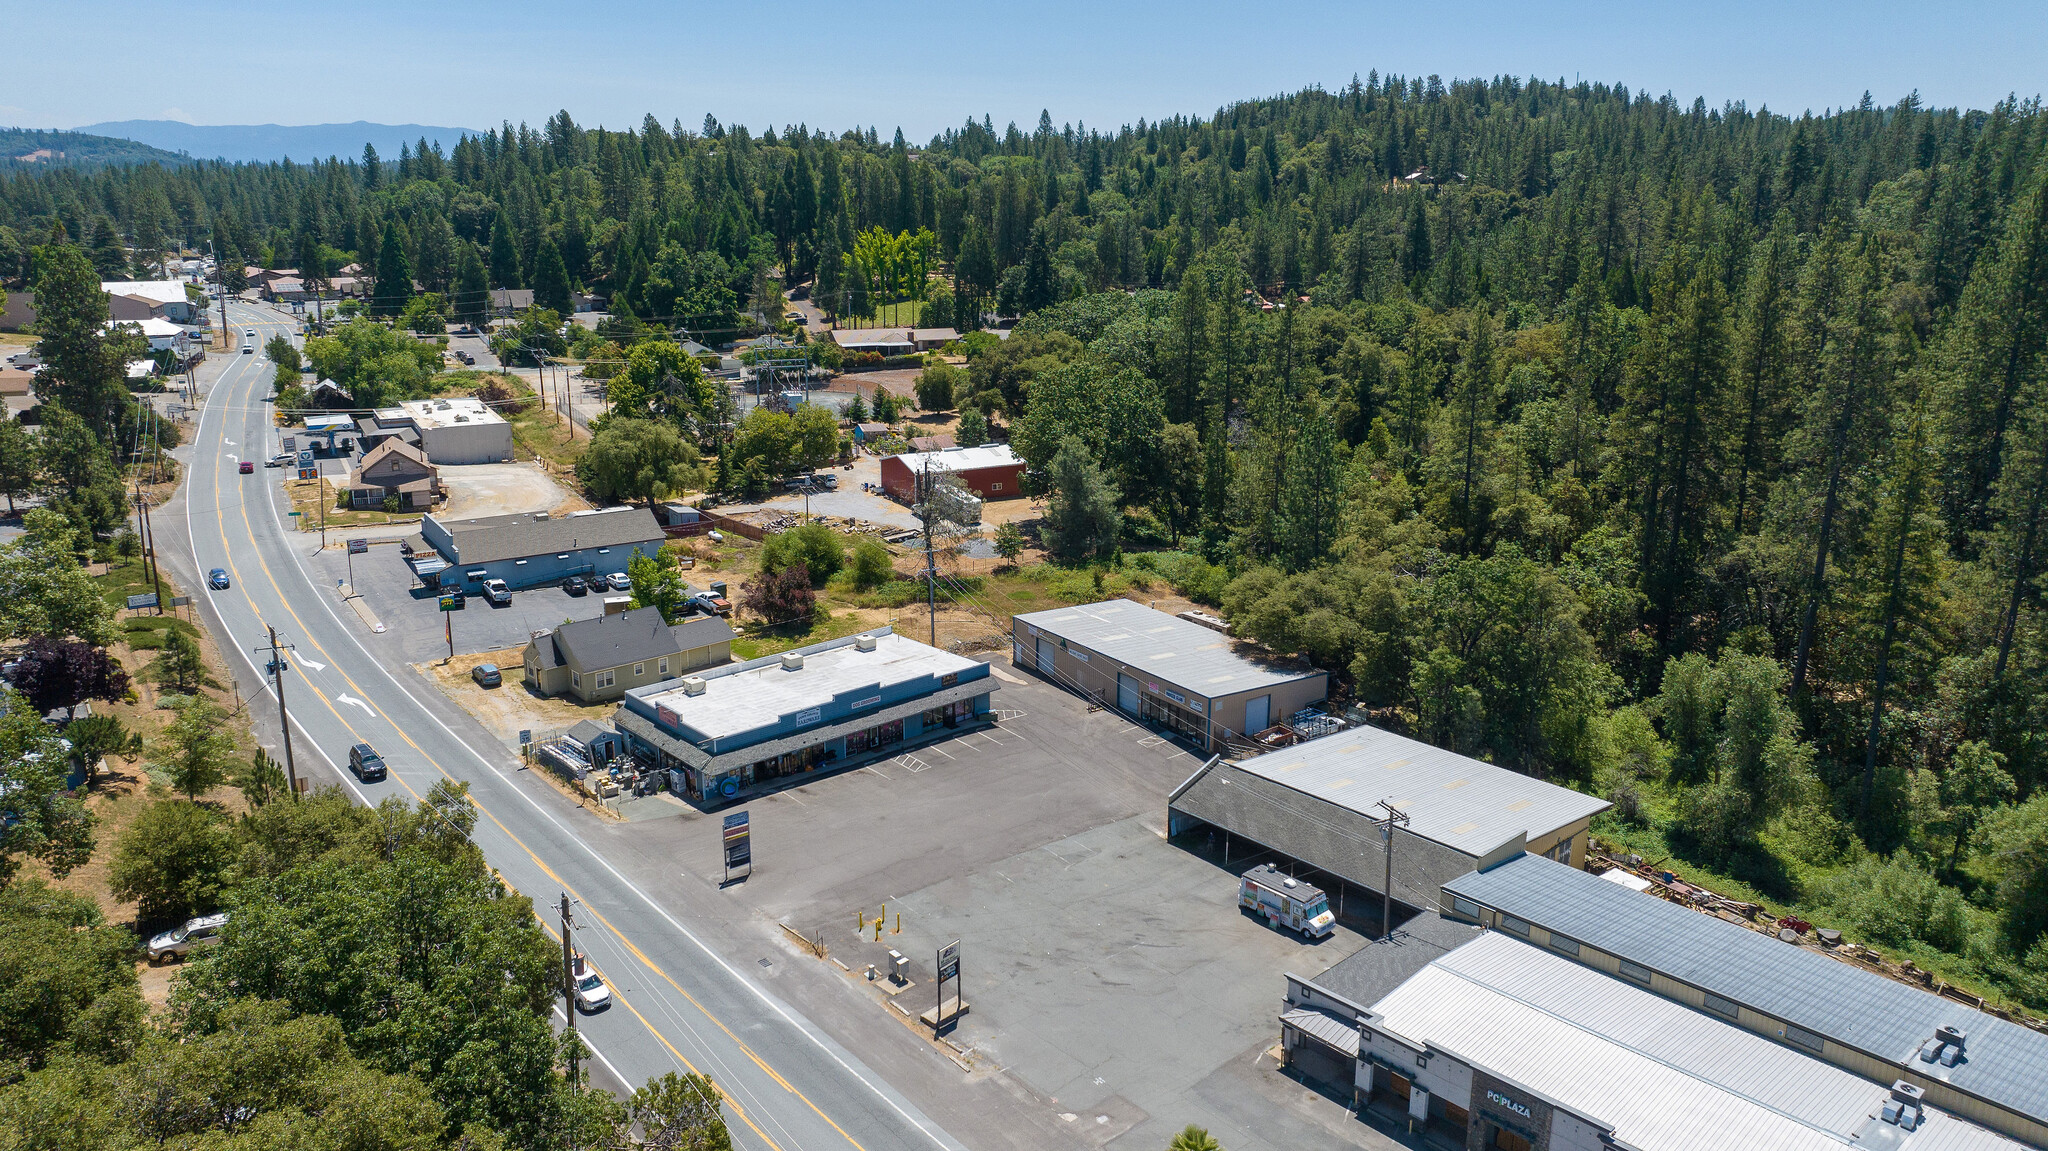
top-left (722, 810), bottom-right (752, 879)
top-left (347, 538), bottom-right (369, 555)
top-left (936, 940), bottom-right (960, 983)
top-left (934, 939), bottom-right (962, 1028)
top-left (519, 729), bottom-right (532, 746)
top-left (438, 594), bottom-right (462, 611)
top-left (282, 435), bottom-right (295, 451)
top-left (297, 466), bottom-right (318, 481)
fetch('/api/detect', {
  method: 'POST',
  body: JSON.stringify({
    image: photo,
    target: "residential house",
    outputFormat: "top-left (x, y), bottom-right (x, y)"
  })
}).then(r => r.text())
top-left (412, 505), bottom-right (667, 591)
top-left (488, 288), bottom-right (535, 316)
top-left (522, 608), bottom-right (734, 703)
top-left (852, 422), bottom-right (893, 444)
top-left (345, 440), bottom-right (440, 509)
top-left (909, 434), bottom-right (955, 453)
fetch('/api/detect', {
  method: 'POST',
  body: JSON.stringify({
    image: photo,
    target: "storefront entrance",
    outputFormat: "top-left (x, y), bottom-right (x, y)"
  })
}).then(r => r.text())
top-left (1486, 1123), bottom-right (1533, 1151)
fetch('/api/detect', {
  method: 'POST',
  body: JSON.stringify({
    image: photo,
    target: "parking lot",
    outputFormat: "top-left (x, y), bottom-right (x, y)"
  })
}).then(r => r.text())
top-left (612, 665), bottom-right (1381, 1151)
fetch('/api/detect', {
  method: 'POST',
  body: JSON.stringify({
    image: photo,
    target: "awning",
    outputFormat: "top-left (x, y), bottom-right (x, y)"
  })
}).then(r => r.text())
top-left (1281, 1007), bottom-right (1360, 1058)
top-left (411, 558), bottom-right (449, 575)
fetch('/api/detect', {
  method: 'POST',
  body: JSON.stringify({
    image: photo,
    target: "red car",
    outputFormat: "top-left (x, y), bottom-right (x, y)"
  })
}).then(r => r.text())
top-left (238, 461), bottom-right (254, 474)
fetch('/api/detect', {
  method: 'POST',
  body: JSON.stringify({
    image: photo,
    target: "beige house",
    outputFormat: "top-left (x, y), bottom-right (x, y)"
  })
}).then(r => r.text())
top-left (523, 608), bottom-right (734, 703)
top-left (345, 439), bottom-right (440, 509)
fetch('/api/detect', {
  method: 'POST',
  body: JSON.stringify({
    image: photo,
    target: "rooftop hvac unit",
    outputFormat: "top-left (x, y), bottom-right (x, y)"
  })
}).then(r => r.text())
top-left (780, 652), bottom-right (804, 671)
top-left (681, 676), bottom-right (707, 697)
top-left (855, 634), bottom-right (877, 652)
top-left (533, 510), bottom-right (550, 520)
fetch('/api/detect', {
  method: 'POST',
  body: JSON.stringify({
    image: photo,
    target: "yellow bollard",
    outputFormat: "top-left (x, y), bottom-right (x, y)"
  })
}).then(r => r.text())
top-left (893, 913), bottom-right (901, 935)
top-left (857, 911), bottom-right (865, 931)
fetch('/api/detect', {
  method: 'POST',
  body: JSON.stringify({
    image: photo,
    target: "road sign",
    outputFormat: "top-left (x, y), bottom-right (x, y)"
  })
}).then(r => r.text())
top-left (519, 729), bottom-right (532, 746)
top-left (347, 538), bottom-right (369, 555)
top-left (125, 592), bottom-right (159, 610)
top-left (289, 510), bottom-right (302, 516)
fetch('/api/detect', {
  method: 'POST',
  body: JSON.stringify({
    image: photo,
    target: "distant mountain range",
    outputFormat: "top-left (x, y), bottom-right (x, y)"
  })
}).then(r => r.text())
top-left (0, 127), bottom-right (190, 170)
top-left (70, 120), bottom-right (482, 164)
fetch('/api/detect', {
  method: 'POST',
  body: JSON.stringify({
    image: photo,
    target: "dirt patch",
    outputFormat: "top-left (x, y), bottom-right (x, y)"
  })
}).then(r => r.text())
top-left (411, 645), bottom-right (604, 742)
top-left (436, 461), bottom-right (581, 520)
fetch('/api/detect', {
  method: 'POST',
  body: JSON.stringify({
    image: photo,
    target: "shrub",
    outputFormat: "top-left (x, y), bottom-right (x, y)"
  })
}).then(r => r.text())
top-left (761, 523), bottom-right (844, 583)
top-left (1818, 853), bottom-right (1972, 952)
top-left (742, 563), bottom-right (817, 624)
top-left (849, 536), bottom-right (894, 590)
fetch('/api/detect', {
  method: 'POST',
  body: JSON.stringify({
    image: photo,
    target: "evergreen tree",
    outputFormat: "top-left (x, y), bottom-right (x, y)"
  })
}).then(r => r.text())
top-left (30, 243), bottom-right (139, 439)
top-left (487, 209), bottom-right (523, 288)
top-left (86, 216), bottom-right (127, 280)
top-left (1040, 436), bottom-right (1121, 560)
top-left (371, 220), bottom-right (413, 316)
top-left (531, 237), bottom-right (572, 315)
top-left (1020, 225), bottom-right (1057, 314)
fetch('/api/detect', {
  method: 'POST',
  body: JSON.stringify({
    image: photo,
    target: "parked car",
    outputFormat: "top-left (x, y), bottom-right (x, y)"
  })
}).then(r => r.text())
top-left (471, 663), bottom-right (502, 688)
top-left (348, 741), bottom-right (387, 782)
top-left (482, 578), bottom-right (512, 605)
top-left (561, 574), bottom-right (588, 596)
top-left (572, 967), bottom-right (611, 1012)
top-left (783, 311), bottom-right (804, 322)
top-left (238, 460), bottom-right (254, 473)
top-left (147, 912), bottom-right (228, 964)
top-left (688, 591), bottom-right (731, 616)
top-left (208, 568), bottom-right (230, 590)
top-left (605, 571), bottom-right (632, 591)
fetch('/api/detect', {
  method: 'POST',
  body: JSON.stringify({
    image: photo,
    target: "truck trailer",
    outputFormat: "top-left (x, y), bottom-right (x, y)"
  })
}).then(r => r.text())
top-left (1239, 863), bottom-right (1335, 938)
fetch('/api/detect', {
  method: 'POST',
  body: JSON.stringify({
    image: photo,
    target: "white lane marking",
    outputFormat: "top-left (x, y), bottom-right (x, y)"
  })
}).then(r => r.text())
top-left (296, 656), bottom-right (327, 672)
top-left (336, 692), bottom-right (376, 716)
top-left (224, 439), bottom-right (235, 446)
top-left (209, 331), bottom-right (965, 1150)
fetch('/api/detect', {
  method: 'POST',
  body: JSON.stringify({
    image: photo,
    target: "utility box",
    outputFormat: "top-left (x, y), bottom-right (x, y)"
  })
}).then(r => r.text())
top-left (602, 595), bottom-right (632, 615)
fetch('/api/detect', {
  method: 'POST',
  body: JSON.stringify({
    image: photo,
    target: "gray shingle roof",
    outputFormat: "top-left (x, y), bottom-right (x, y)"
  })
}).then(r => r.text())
top-left (432, 506), bottom-right (663, 566)
top-left (670, 615), bottom-right (735, 651)
top-left (1443, 853), bottom-right (2048, 1129)
top-left (555, 607), bottom-right (682, 672)
top-left (1013, 599), bottom-right (1323, 700)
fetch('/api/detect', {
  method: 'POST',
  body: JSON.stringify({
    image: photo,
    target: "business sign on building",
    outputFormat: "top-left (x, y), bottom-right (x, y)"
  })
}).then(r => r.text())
top-left (1486, 1089), bottom-right (1533, 1119)
top-left (790, 707), bottom-right (822, 727)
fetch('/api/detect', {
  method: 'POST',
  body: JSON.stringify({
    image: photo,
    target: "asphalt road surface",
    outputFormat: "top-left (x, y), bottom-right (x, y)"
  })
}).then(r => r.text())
top-left (169, 300), bottom-right (973, 1151)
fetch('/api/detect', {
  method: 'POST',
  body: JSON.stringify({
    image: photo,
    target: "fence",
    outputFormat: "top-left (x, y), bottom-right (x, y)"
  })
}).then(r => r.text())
top-left (697, 509), bottom-right (769, 541)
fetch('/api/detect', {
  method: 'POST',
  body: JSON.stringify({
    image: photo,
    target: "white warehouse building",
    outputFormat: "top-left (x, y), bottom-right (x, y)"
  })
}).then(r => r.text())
top-left (377, 397), bottom-right (513, 464)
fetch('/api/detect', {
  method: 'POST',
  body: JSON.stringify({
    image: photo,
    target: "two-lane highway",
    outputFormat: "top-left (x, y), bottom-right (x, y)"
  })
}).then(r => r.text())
top-left (173, 300), bottom-right (970, 1151)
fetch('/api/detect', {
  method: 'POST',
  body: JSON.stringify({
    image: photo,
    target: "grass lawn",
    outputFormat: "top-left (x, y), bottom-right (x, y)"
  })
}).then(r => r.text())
top-left (839, 300), bottom-right (925, 329)
top-left (282, 474), bottom-right (423, 532)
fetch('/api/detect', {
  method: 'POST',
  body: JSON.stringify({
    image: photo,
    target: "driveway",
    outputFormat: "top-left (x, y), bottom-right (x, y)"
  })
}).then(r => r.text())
top-left (436, 461), bottom-right (582, 519)
top-left (714, 455), bottom-right (925, 530)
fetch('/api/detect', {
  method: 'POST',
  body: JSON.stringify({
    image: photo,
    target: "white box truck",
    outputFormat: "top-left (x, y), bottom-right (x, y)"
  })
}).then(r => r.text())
top-left (1239, 864), bottom-right (1335, 938)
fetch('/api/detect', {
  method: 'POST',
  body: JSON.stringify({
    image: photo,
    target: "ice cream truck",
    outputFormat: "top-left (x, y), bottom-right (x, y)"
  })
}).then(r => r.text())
top-left (1239, 863), bottom-right (1335, 938)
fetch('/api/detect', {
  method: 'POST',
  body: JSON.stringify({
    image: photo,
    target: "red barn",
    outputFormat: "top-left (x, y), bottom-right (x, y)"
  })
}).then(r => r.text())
top-left (880, 444), bottom-right (1026, 502)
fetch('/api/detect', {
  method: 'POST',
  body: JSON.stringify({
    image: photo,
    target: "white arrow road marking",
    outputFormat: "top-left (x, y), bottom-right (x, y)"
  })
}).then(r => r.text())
top-left (296, 657), bottom-right (327, 672)
top-left (224, 440), bottom-right (236, 446)
top-left (336, 693), bottom-right (376, 716)
top-left (226, 454), bottom-right (239, 461)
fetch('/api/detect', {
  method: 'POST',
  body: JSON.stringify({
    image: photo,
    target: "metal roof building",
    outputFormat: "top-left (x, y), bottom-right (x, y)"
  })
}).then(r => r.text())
top-left (1167, 727), bottom-right (1609, 914)
top-left (1012, 599), bottom-right (1327, 749)
top-left (1442, 853), bottom-right (2048, 1146)
top-left (1306, 932), bottom-right (2027, 1151)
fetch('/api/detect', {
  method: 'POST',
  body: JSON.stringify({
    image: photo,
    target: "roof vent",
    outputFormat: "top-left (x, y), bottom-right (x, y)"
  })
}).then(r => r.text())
top-left (680, 676), bottom-right (706, 696)
top-left (1890, 1081), bottom-right (1925, 1107)
top-left (855, 633), bottom-right (877, 652)
top-left (1283, 878), bottom-right (1297, 888)
top-left (533, 510), bottom-right (550, 520)
top-left (1936, 1025), bottom-right (1966, 1049)
top-left (780, 652), bottom-right (804, 671)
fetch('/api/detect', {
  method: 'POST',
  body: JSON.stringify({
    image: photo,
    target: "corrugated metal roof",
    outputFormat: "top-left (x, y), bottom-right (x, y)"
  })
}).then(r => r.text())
top-left (1013, 599), bottom-right (1323, 699)
top-left (1370, 933), bottom-right (2027, 1151)
top-left (1443, 854), bottom-right (2048, 1129)
top-left (1281, 1007), bottom-right (1360, 1057)
top-left (1233, 726), bottom-right (1609, 855)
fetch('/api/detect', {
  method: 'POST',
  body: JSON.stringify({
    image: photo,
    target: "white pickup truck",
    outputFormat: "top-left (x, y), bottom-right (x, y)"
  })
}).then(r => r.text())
top-left (1239, 864), bottom-right (1335, 939)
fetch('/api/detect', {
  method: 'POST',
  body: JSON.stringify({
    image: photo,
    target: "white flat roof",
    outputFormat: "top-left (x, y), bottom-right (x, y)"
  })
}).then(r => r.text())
top-left (1370, 933), bottom-right (2022, 1151)
top-left (890, 444), bottom-right (1022, 474)
top-left (399, 397), bottom-right (507, 429)
top-left (101, 280), bottom-right (191, 306)
top-left (1233, 725), bottom-right (1609, 854)
top-left (635, 631), bottom-right (981, 742)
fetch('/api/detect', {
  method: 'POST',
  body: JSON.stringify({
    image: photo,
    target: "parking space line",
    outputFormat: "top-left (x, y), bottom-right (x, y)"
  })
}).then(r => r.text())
top-left (925, 744), bottom-right (956, 760)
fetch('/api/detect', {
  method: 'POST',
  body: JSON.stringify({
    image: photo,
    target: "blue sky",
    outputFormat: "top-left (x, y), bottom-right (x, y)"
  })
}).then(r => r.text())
top-left (8, 0), bottom-right (2045, 137)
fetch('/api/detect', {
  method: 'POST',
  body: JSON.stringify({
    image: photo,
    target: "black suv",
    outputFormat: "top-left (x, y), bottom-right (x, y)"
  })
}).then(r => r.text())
top-left (348, 742), bottom-right (387, 782)
top-left (562, 574), bottom-right (588, 595)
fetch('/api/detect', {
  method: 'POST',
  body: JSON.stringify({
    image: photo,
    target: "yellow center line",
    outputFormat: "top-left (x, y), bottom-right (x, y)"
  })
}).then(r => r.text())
top-left (202, 314), bottom-right (867, 1150)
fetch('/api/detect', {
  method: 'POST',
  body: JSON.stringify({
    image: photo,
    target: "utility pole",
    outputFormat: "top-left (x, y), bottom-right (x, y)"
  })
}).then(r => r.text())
top-left (920, 458), bottom-right (937, 646)
top-left (1373, 799), bottom-right (1410, 940)
top-left (262, 627), bottom-right (301, 801)
top-left (560, 893), bottom-right (578, 1080)
top-left (207, 230), bottom-right (229, 350)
